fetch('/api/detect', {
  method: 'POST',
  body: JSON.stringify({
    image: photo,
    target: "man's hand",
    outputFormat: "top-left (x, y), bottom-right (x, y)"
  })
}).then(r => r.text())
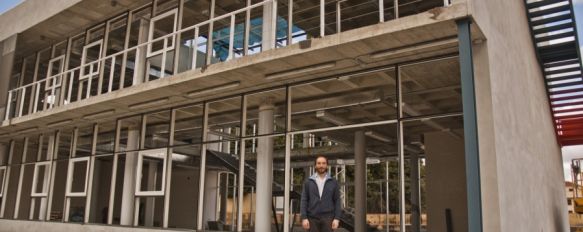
top-left (302, 219), bottom-right (310, 230)
top-left (332, 219), bottom-right (339, 230)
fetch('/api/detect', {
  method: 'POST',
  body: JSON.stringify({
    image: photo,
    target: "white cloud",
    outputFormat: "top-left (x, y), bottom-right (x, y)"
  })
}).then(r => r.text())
top-left (562, 145), bottom-right (583, 181)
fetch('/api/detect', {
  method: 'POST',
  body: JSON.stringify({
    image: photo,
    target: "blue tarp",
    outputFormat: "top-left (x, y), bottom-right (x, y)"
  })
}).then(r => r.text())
top-left (211, 17), bottom-right (304, 61)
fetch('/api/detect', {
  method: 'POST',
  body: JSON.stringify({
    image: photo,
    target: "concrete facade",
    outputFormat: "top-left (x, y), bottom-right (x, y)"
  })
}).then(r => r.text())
top-left (469, 0), bottom-right (569, 231)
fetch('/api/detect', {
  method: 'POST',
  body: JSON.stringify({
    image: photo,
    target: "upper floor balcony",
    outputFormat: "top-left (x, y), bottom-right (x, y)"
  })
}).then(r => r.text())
top-left (1, 0), bottom-right (465, 133)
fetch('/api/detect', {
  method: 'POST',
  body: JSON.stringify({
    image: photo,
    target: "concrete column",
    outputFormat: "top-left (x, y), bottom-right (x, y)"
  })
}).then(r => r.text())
top-left (0, 35), bottom-right (17, 119)
top-left (410, 153), bottom-right (421, 232)
top-left (354, 130), bottom-right (367, 232)
top-left (133, 19), bottom-right (149, 85)
top-left (262, 0), bottom-right (276, 50)
top-left (120, 128), bottom-right (139, 225)
top-left (144, 160), bottom-right (158, 227)
top-left (203, 170), bottom-right (219, 225)
top-left (255, 99), bottom-right (274, 231)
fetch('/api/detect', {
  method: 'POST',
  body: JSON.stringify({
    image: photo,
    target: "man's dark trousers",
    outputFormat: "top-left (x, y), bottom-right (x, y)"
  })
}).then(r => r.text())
top-left (308, 217), bottom-right (333, 232)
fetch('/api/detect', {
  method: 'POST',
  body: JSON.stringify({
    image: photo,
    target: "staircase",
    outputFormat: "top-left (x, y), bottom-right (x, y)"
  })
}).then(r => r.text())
top-left (525, 0), bottom-right (583, 146)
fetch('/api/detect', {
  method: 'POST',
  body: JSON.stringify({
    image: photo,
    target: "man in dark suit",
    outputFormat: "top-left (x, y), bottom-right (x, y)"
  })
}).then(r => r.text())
top-left (300, 156), bottom-right (342, 232)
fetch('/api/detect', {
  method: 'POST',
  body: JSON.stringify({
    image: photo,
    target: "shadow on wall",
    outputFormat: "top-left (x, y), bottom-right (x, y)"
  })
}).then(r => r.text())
top-left (554, 204), bottom-right (568, 231)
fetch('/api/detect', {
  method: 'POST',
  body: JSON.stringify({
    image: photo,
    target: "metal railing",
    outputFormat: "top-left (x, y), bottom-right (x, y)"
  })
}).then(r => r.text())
top-left (4, 0), bottom-right (451, 121)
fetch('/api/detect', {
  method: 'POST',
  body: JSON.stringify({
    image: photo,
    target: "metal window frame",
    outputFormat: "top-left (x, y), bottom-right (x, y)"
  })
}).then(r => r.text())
top-left (147, 8), bottom-right (178, 58)
top-left (80, 40), bottom-right (104, 80)
top-left (30, 161), bottom-right (51, 197)
top-left (134, 148), bottom-right (168, 197)
top-left (65, 156), bottom-right (91, 197)
top-left (0, 166), bottom-right (7, 198)
top-left (45, 55), bottom-right (65, 89)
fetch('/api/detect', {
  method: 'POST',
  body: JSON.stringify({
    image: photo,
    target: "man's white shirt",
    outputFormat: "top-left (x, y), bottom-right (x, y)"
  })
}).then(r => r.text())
top-left (314, 173), bottom-right (328, 198)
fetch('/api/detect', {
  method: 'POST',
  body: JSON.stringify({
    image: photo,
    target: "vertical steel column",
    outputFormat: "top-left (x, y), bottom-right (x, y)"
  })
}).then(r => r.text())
top-left (196, 102), bottom-right (209, 230)
top-left (457, 18), bottom-right (482, 232)
top-left (354, 130), bottom-right (367, 232)
top-left (237, 95), bottom-right (247, 231)
top-left (396, 64), bottom-right (406, 232)
top-left (283, 86), bottom-right (292, 232)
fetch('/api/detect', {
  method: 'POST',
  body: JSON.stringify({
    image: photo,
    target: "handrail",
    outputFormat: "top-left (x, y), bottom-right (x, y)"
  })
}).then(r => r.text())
top-left (4, 0), bottom-right (450, 121)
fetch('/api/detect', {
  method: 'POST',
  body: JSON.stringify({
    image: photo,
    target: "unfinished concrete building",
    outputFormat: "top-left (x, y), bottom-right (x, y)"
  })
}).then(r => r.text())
top-left (0, 0), bottom-right (577, 231)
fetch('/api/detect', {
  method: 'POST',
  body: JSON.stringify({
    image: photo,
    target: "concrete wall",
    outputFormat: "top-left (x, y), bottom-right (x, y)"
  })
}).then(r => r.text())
top-left (0, 0), bottom-right (82, 42)
top-left (425, 131), bottom-right (468, 232)
top-left (469, 0), bottom-right (569, 231)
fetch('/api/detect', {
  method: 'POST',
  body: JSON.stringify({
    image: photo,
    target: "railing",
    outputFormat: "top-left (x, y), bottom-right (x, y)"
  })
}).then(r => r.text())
top-left (4, 0), bottom-right (451, 121)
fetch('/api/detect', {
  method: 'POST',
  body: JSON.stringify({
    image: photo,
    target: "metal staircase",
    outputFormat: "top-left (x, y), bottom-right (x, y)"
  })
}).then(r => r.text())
top-left (525, 0), bottom-right (583, 146)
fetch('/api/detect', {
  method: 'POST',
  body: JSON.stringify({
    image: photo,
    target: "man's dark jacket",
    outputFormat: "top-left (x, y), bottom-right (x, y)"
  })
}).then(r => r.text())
top-left (300, 174), bottom-right (342, 220)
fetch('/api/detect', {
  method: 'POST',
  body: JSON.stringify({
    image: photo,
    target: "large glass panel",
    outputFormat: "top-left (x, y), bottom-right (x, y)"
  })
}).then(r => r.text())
top-left (10, 140), bottom-right (24, 165)
top-left (96, 121), bottom-right (116, 155)
top-left (103, 16), bottom-right (129, 93)
top-left (338, 0), bottom-right (378, 33)
top-left (16, 164), bottom-right (34, 219)
top-left (147, 9), bottom-right (177, 81)
top-left (245, 88), bottom-right (287, 136)
top-left (291, 69), bottom-right (397, 131)
top-left (402, 115), bottom-right (464, 231)
top-left (289, 124), bottom-right (397, 232)
top-left (125, 7), bottom-right (152, 88)
top-left (69, 158), bottom-right (89, 195)
top-left (24, 136), bottom-right (40, 163)
top-left (137, 149), bottom-right (166, 195)
top-left (292, 0), bottom-right (320, 42)
top-left (238, 134), bottom-right (286, 232)
top-left (174, 104), bottom-right (204, 145)
top-left (49, 160), bottom-right (68, 221)
top-left (206, 97), bottom-right (242, 142)
top-left (68, 197), bottom-right (86, 223)
top-left (75, 126), bottom-right (94, 157)
top-left (204, 141), bottom-right (241, 231)
top-left (68, 35), bottom-right (86, 103)
top-left (88, 155), bottom-right (114, 224)
top-left (56, 130), bottom-right (73, 160)
top-left (117, 115), bottom-right (142, 153)
top-left (3, 165), bottom-right (20, 219)
top-left (144, 110), bottom-right (171, 149)
top-left (400, 57), bottom-right (462, 117)
top-left (110, 153), bottom-right (127, 225)
top-left (168, 144), bottom-right (201, 229)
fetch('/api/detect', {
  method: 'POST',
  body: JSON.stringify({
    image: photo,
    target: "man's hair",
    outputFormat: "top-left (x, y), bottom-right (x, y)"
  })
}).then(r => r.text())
top-left (314, 156), bottom-right (328, 165)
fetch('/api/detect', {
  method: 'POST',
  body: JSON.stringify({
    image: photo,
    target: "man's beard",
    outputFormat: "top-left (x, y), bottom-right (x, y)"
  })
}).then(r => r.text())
top-left (316, 167), bottom-right (327, 174)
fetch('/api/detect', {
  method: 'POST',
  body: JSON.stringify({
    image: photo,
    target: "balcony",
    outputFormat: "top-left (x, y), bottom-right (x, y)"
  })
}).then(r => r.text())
top-left (2, 0), bottom-right (462, 131)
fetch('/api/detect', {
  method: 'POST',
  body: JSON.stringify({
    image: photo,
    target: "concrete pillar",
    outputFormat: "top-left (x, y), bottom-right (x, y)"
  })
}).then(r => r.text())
top-left (255, 99), bottom-right (274, 231)
top-left (203, 170), bottom-right (219, 225)
top-left (410, 153), bottom-right (421, 232)
top-left (120, 128), bottom-right (139, 225)
top-left (144, 160), bottom-right (158, 227)
top-left (133, 19), bottom-right (149, 85)
top-left (262, 0), bottom-right (276, 50)
top-left (0, 35), bottom-right (17, 119)
top-left (354, 131), bottom-right (367, 232)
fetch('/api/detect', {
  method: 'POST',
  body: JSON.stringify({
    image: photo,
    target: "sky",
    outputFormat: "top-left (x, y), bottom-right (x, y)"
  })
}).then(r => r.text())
top-left (0, 0), bottom-right (22, 14)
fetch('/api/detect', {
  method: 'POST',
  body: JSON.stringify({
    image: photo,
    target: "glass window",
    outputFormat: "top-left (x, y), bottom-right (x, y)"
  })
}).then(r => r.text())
top-left (75, 126), bottom-right (95, 157)
top-left (174, 104), bottom-right (204, 145)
